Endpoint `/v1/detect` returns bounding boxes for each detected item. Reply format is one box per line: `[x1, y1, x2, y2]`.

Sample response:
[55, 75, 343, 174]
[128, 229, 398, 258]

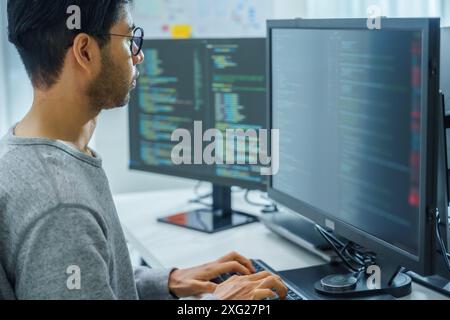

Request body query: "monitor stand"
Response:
[157, 184, 258, 234]
[279, 257, 412, 299]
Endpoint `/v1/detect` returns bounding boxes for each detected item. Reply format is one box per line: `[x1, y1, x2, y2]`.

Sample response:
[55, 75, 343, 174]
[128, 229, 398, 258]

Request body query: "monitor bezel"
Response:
[267, 18, 440, 276]
[128, 38, 267, 191]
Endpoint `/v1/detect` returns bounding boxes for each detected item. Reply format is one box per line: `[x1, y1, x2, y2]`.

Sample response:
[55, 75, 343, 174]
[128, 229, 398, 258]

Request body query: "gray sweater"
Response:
[0, 128, 175, 300]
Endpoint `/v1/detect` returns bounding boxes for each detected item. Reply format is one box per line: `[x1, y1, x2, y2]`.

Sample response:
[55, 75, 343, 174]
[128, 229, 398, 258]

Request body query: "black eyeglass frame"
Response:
[94, 27, 144, 56]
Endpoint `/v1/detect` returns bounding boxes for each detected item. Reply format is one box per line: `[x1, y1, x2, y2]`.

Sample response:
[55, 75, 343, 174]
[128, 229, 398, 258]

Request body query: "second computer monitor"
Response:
[129, 38, 267, 190]
[268, 18, 440, 276]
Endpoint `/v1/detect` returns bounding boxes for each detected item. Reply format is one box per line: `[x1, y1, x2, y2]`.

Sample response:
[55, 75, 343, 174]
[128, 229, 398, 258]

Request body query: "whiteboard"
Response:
[132, 0, 273, 38]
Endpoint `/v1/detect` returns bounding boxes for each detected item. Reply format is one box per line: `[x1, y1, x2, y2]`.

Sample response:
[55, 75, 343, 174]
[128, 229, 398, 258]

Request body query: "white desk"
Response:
[114, 188, 449, 300]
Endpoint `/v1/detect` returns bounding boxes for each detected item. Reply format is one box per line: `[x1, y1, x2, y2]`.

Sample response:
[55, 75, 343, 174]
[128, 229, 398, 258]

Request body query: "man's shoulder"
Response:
[0, 142, 59, 188]
[0, 141, 99, 208]
[0, 141, 108, 249]
[0, 140, 97, 186]
[0, 140, 109, 218]
[0, 142, 60, 210]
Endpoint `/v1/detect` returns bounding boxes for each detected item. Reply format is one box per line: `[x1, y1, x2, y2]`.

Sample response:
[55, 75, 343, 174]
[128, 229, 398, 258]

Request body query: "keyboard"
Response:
[213, 259, 306, 300]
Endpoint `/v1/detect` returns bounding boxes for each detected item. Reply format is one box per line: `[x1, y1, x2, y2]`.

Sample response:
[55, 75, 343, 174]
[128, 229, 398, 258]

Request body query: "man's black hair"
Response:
[7, 0, 133, 89]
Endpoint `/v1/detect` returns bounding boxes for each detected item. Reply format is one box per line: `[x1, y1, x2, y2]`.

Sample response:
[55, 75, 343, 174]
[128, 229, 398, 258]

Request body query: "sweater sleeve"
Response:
[134, 266, 177, 300]
[14, 206, 117, 300]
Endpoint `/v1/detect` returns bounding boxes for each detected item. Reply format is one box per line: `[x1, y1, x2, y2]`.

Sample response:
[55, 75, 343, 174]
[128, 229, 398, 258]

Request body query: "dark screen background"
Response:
[272, 29, 423, 256]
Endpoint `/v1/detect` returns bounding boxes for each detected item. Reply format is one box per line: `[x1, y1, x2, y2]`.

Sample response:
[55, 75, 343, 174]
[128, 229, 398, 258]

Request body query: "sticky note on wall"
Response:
[171, 24, 193, 39]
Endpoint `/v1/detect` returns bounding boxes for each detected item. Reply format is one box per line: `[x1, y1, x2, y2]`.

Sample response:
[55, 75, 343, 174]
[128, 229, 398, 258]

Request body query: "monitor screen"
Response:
[271, 28, 424, 257]
[129, 38, 267, 190]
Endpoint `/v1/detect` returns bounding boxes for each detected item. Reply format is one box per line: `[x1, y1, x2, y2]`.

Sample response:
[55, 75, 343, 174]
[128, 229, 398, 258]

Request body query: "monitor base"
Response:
[280, 263, 412, 300]
[158, 184, 259, 233]
[158, 209, 258, 234]
[314, 271, 411, 299]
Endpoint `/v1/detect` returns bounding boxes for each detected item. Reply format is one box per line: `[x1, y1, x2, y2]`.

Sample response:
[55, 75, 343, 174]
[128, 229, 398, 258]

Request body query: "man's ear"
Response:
[71, 33, 101, 76]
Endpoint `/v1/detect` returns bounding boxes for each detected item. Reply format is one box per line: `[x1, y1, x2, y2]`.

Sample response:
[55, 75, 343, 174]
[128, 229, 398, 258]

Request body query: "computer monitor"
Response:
[267, 18, 441, 297]
[129, 38, 267, 233]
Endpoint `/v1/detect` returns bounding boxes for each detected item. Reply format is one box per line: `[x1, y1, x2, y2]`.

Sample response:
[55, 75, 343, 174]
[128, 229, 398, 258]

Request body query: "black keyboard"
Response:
[213, 259, 306, 300]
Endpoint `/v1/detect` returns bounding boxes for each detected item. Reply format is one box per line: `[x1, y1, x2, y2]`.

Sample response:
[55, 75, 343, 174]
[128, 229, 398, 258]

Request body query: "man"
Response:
[0, 0, 288, 300]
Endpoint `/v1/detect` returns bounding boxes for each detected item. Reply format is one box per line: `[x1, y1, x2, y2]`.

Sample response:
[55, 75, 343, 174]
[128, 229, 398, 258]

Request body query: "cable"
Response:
[244, 190, 269, 207]
[194, 181, 203, 196]
[190, 183, 246, 208]
[188, 198, 213, 207]
[188, 181, 212, 207]
[232, 187, 247, 194]
[315, 225, 364, 273]
[260, 193, 272, 201]
[244, 190, 279, 213]
[342, 245, 365, 266]
[315, 225, 378, 277]
[435, 210, 450, 273]
[193, 181, 212, 199]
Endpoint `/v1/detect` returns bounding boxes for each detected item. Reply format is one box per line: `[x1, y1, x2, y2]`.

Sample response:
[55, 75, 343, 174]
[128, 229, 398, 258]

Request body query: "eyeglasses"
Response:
[96, 27, 144, 56]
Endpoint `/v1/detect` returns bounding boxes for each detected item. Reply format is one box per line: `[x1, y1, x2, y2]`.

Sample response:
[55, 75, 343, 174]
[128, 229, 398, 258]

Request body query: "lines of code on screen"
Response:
[272, 29, 423, 256]
[129, 39, 267, 187]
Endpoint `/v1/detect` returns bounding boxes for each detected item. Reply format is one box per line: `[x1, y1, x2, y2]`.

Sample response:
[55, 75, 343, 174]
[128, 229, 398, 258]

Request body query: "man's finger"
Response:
[211, 261, 252, 277]
[199, 281, 218, 294]
[253, 289, 278, 300]
[246, 271, 273, 281]
[191, 280, 217, 296]
[218, 252, 256, 273]
[257, 276, 288, 299]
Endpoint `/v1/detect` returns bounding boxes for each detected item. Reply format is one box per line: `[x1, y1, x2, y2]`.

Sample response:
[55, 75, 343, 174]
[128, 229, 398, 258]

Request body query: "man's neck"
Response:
[14, 89, 100, 155]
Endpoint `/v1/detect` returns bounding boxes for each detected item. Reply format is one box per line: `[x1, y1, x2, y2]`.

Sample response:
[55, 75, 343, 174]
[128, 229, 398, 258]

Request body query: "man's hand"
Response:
[168, 252, 256, 298]
[214, 271, 288, 300]
[168, 252, 288, 300]
[168, 252, 261, 298]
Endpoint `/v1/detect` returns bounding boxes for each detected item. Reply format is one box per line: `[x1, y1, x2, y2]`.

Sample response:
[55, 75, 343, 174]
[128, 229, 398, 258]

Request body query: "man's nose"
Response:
[133, 49, 145, 65]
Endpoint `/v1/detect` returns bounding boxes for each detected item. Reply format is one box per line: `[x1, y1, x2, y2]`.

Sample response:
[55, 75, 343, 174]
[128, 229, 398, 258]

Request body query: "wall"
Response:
[4, 48, 33, 129]
[443, 0, 450, 26]
[0, 0, 33, 135]
[273, 0, 307, 19]
[303, 0, 442, 19]
[133, 0, 273, 38]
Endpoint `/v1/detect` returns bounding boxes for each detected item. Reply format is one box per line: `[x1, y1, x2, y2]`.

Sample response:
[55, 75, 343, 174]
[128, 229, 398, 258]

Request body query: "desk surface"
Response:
[114, 188, 449, 300]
